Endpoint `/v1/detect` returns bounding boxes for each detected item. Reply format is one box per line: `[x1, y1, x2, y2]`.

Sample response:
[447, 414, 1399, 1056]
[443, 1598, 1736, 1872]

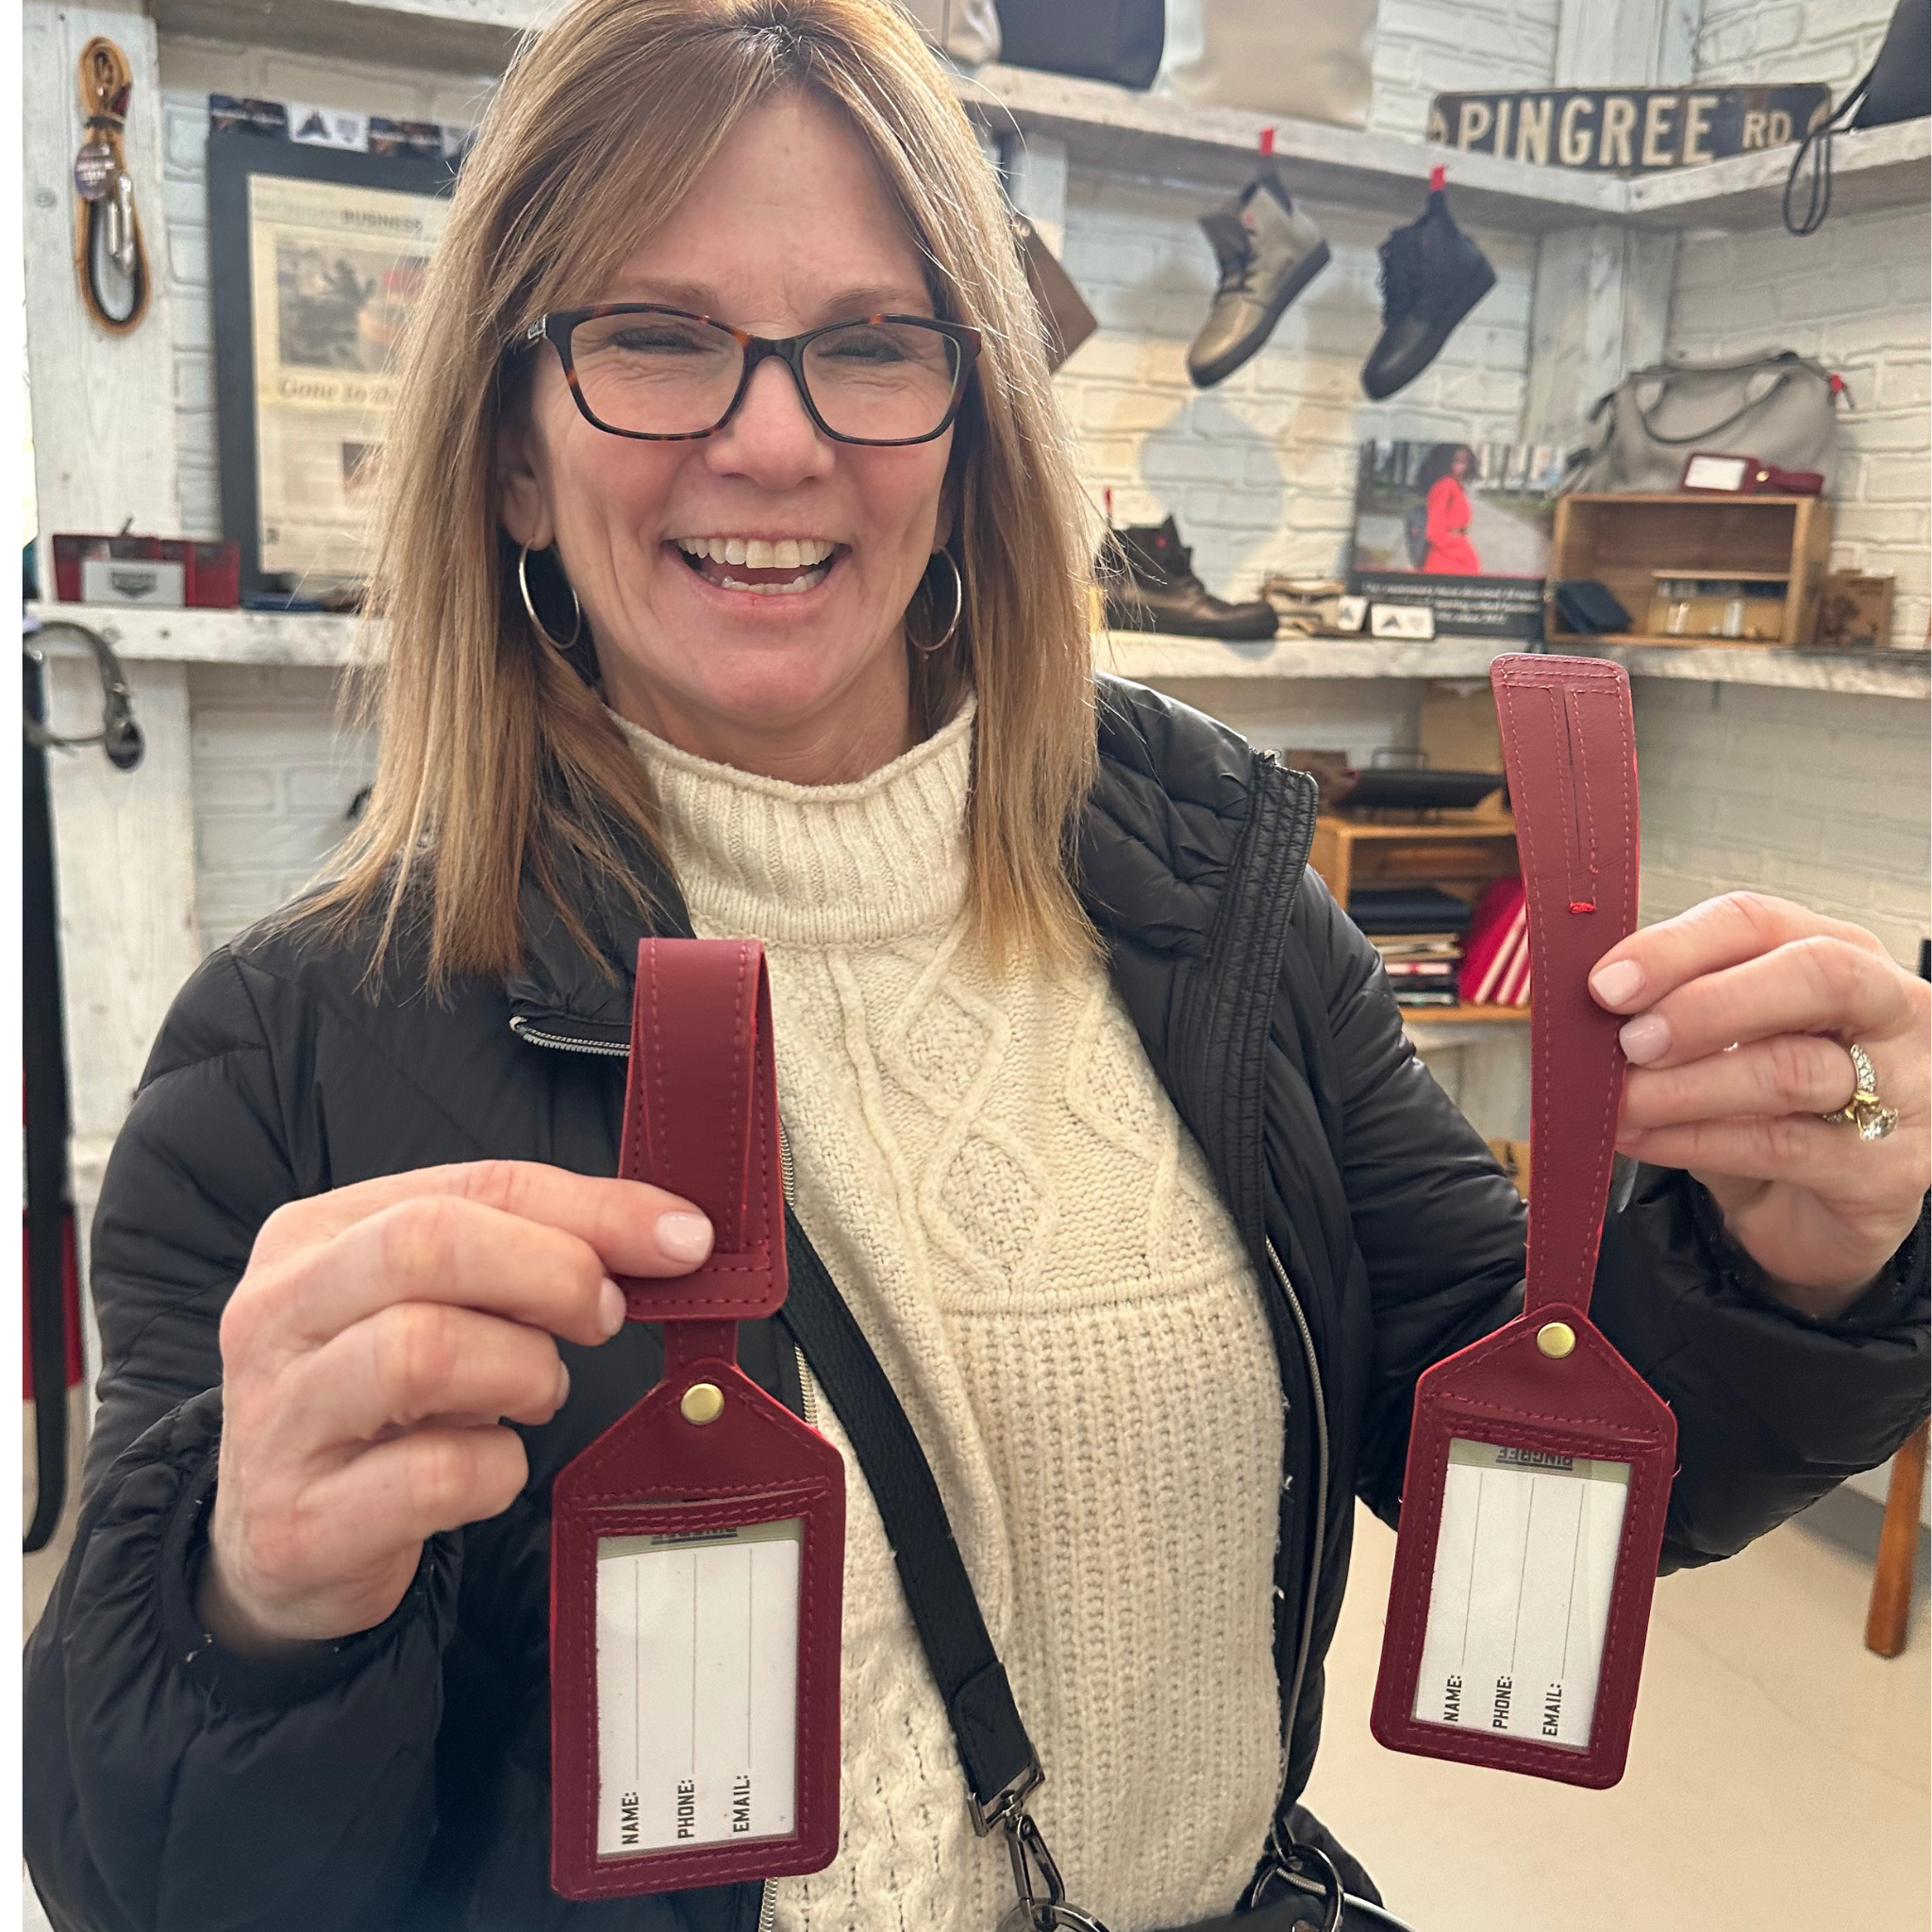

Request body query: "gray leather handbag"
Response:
[1566, 350, 1842, 493]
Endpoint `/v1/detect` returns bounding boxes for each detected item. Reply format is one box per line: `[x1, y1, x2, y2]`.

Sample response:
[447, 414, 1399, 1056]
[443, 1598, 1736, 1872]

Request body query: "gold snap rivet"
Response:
[680, 1381, 725, 1425]
[1537, 1322, 1576, 1360]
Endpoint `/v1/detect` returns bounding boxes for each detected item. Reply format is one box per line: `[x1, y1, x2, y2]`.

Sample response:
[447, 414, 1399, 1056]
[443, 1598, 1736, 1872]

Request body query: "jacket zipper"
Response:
[1265, 1239, 1328, 1768]
[508, 1019, 804, 1216]
[507, 1016, 629, 1058]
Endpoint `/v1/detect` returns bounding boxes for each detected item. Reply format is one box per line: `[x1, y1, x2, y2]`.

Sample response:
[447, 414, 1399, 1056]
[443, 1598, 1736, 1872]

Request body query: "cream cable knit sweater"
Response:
[617, 699, 1285, 1930]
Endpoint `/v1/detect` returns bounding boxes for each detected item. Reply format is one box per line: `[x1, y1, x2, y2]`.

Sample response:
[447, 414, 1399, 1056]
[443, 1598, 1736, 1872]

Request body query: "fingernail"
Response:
[554, 1359, 572, 1409]
[657, 1211, 714, 1265]
[1619, 1013, 1671, 1065]
[598, 1277, 626, 1336]
[1591, 959, 1644, 1008]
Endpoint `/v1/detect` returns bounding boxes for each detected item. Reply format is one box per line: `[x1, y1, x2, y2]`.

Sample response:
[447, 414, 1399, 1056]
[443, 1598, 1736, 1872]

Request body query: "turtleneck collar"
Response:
[610, 697, 975, 947]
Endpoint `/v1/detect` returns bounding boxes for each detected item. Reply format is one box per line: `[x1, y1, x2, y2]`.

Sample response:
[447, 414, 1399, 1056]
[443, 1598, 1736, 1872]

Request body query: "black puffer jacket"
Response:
[25, 678, 1928, 1932]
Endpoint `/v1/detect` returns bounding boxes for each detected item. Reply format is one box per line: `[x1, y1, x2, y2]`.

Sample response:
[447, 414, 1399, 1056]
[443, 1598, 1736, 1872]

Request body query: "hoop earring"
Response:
[913, 548, 963, 655]
[518, 542, 583, 652]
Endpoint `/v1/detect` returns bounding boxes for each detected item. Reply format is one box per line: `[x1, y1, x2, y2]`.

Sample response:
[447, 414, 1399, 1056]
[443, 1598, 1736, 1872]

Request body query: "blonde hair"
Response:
[316, 0, 1098, 985]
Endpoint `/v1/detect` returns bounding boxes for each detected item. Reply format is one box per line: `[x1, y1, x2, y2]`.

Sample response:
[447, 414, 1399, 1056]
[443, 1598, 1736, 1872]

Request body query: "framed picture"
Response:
[1350, 441, 1567, 640]
[208, 127, 458, 597]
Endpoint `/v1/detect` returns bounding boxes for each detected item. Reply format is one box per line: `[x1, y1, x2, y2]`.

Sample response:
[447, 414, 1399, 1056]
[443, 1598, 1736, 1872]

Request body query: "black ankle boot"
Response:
[1101, 516, 1278, 641]
[1361, 178, 1496, 401]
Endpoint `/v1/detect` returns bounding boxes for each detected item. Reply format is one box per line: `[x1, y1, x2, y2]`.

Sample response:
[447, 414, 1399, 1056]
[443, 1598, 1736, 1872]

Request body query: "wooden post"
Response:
[1521, 0, 1701, 449]
[25, 0, 191, 1424]
[1522, 224, 1679, 450]
[1865, 1420, 1930, 1658]
[39, 649, 203, 1422]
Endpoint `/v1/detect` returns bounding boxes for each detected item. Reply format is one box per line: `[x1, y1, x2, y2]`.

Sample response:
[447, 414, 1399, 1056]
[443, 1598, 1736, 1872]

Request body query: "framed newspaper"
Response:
[208, 128, 457, 597]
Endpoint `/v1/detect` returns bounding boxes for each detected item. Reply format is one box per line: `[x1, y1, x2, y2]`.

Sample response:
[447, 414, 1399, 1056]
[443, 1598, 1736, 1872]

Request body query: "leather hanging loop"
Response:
[74, 37, 151, 334]
[1491, 656, 1639, 1320]
[611, 940, 788, 1332]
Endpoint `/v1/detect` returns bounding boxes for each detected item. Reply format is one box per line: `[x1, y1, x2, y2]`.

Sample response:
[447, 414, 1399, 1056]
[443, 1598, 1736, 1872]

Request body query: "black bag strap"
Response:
[775, 1210, 1372, 1925]
[777, 1209, 1042, 1830]
[1784, 62, 1876, 235]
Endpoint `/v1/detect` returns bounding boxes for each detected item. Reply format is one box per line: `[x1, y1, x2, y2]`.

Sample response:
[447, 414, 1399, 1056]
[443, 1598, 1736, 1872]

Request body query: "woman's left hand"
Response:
[1588, 892, 1929, 1320]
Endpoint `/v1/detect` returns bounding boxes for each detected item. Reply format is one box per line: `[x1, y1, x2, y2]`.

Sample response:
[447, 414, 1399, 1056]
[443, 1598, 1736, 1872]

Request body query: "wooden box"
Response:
[1814, 572, 1897, 649]
[1308, 813, 1518, 912]
[1547, 493, 1834, 647]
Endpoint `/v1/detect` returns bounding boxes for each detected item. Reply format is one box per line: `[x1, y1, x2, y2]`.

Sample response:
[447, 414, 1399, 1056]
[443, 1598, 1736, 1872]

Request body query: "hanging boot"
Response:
[1361, 169, 1496, 401]
[1188, 171, 1331, 389]
[1101, 516, 1277, 641]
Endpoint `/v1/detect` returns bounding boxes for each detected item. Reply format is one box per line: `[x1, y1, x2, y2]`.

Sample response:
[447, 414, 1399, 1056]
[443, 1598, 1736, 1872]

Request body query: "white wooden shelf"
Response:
[31, 606, 1930, 699]
[1623, 117, 1931, 230]
[137, 1, 1931, 233]
[959, 65, 1621, 232]
[30, 604, 362, 668]
[1104, 630, 1932, 697]
[1581, 641, 1931, 698]
[149, 0, 533, 74]
[1097, 631, 1516, 680]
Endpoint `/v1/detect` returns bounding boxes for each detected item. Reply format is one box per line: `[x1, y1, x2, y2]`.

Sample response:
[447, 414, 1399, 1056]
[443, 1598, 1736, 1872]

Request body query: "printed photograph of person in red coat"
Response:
[1350, 439, 1564, 640]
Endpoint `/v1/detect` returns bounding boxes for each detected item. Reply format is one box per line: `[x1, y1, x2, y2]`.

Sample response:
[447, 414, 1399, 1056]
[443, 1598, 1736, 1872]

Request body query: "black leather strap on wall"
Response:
[777, 1211, 1039, 1820]
[24, 653, 73, 1553]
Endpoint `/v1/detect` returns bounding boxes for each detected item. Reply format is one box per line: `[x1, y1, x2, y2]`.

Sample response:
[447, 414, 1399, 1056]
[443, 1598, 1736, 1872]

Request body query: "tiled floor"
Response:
[1303, 1496, 1930, 1930]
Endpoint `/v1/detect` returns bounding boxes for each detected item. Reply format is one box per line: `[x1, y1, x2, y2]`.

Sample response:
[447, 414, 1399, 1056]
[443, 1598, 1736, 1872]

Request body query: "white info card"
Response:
[596, 1519, 802, 1857]
[1410, 1440, 1629, 1751]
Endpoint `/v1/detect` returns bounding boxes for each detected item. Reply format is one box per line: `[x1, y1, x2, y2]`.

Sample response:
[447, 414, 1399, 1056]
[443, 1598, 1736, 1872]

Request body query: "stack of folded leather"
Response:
[1349, 886, 1473, 1008]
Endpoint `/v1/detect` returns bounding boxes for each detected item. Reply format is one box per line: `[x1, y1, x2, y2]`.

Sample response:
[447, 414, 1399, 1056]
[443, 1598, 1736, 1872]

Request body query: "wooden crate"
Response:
[1308, 813, 1518, 910]
[1547, 493, 1834, 647]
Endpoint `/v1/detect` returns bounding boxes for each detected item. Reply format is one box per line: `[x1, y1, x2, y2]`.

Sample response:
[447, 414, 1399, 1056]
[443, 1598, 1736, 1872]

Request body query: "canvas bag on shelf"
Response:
[1157, 0, 1380, 129]
[1566, 351, 1842, 494]
[900, 0, 1000, 66]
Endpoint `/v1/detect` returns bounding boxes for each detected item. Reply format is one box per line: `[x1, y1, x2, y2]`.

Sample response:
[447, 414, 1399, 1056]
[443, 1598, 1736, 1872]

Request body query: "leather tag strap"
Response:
[1491, 656, 1640, 1319]
[549, 939, 846, 1900]
[613, 939, 787, 1339]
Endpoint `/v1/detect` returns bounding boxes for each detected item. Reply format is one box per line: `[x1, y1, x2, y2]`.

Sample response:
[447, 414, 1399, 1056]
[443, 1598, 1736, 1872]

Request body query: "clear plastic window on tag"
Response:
[595, 1519, 805, 1858]
[1408, 1440, 1630, 1752]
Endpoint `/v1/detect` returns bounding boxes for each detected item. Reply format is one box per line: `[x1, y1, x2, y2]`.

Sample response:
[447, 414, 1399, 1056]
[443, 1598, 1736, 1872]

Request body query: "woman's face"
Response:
[1450, 448, 1470, 478]
[499, 92, 955, 778]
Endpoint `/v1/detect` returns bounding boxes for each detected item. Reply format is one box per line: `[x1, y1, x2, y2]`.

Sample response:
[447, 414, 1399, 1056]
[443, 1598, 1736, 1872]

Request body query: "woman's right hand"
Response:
[198, 1160, 715, 1655]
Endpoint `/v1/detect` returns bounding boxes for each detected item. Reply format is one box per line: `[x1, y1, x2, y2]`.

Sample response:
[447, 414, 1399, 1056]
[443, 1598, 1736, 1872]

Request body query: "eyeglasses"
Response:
[523, 305, 982, 447]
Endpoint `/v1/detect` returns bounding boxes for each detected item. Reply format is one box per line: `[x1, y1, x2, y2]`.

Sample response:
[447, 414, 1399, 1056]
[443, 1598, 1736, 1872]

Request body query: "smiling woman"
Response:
[22, 3, 1929, 1931]
[314, 0, 1095, 984]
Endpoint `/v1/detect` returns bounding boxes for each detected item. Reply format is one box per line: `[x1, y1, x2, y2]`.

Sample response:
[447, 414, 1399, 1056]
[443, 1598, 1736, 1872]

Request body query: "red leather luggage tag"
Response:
[1370, 657, 1676, 1790]
[551, 939, 843, 1899]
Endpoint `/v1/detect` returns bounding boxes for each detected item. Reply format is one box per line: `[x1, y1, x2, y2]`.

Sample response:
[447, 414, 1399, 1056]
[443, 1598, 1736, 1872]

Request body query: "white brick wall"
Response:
[1058, 173, 1537, 602]
[189, 665, 376, 955]
[1693, 0, 1899, 90]
[147, 8, 1926, 977]
[1666, 204, 1930, 648]
[1368, 0, 1563, 140]
[1634, 679, 1929, 968]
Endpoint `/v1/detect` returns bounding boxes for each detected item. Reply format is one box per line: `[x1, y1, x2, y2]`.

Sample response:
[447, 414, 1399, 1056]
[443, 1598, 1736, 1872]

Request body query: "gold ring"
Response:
[1820, 1042, 1899, 1142]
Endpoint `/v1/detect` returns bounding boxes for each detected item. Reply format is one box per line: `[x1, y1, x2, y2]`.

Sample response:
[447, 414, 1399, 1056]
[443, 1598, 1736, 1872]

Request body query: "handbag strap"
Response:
[1785, 49, 1880, 235]
[777, 1213, 1043, 1832]
[1633, 365, 1798, 447]
[1490, 656, 1640, 1320]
